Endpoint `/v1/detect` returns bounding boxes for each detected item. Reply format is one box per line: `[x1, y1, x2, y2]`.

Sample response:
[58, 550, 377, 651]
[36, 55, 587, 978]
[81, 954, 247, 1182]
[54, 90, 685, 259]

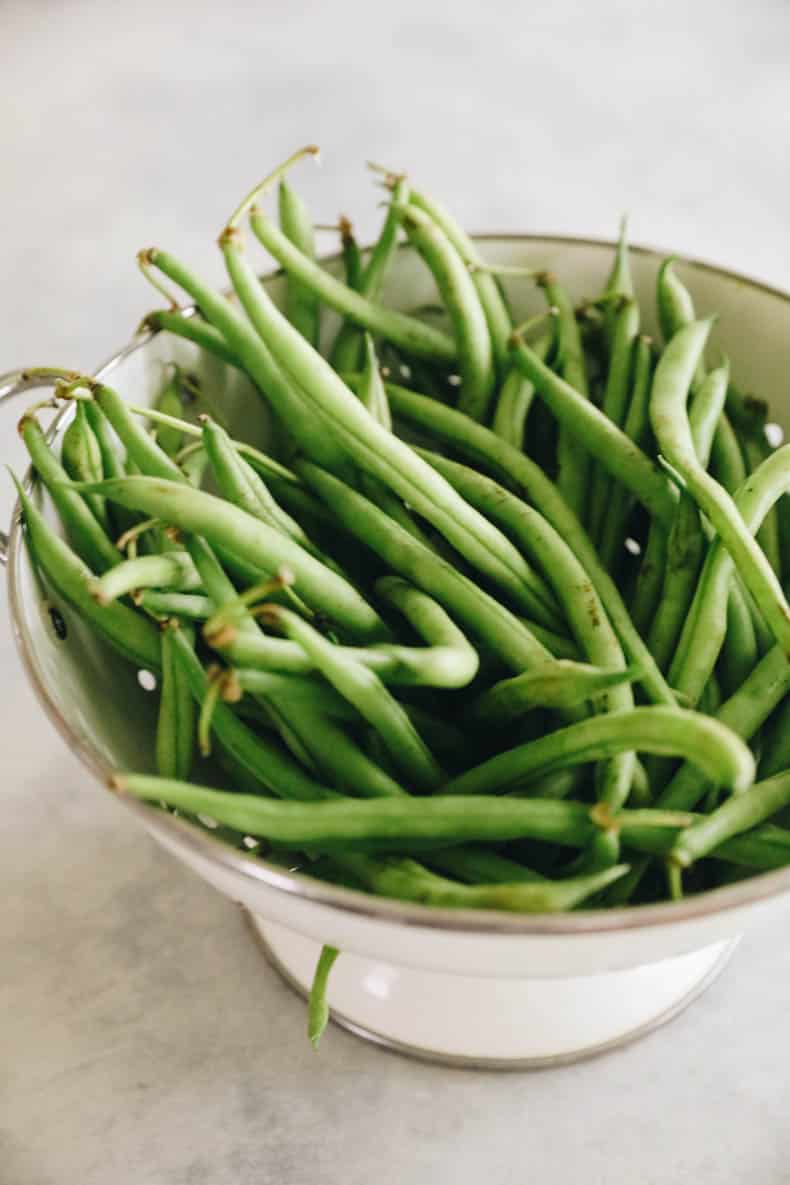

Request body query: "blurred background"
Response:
[3, 3, 790, 1183]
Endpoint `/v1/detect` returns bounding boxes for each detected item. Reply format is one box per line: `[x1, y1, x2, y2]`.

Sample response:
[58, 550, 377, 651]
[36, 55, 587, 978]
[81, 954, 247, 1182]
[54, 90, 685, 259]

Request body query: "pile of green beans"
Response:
[15, 151, 790, 1045]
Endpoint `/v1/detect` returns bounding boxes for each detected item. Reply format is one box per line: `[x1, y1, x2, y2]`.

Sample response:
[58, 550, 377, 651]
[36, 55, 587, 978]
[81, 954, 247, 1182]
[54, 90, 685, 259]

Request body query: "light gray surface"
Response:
[2, 1, 790, 1182]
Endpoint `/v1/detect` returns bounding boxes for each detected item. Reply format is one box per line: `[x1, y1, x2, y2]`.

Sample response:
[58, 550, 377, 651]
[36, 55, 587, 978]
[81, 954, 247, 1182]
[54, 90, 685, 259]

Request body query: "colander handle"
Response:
[0, 368, 77, 566]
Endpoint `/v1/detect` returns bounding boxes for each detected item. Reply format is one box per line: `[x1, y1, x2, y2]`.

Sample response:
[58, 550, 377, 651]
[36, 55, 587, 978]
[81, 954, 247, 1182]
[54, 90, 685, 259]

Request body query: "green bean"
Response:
[273, 701, 409, 799]
[139, 590, 216, 620]
[742, 432, 783, 579]
[511, 333, 676, 527]
[357, 334, 391, 429]
[88, 382, 187, 483]
[669, 445, 790, 705]
[14, 475, 161, 670]
[469, 663, 639, 721]
[524, 622, 581, 661]
[602, 216, 634, 341]
[396, 201, 495, 421]
[278, 179, 320, 346]
[263, 606, 443, 792]
[386, 383, 676, 705]
[152, 368, 186, 457]
[70, 475, 385, 640]
[183, 537, 358, 791]
[588, 297, 640, 541]
[141, 248, 347, 473]
[82, 399, 126, 481]
[338, 215, 363, 290]
[156, 623, 195, 780]
[209, 573, 479, 687]
[168, 627, 334, 802]
[246, 207, 457, 362]
[759, 698, 790, 779]
[658, 645, 790, 810]
[329, 851, 629, 912]
[710, 412, 747, 494]
[415, 449, 637, 808]
[234, 669, 357, 720]
[650, 319, 790, 655]
[142, 309, 243, 369]
[405, 185, 512, 374]
[492, 330, 553, 449]
[329, 174, 411, 373]
[218, 234, 554, 617]
[538, 274, 592, 521]
[116, 771, 692, 849]
[671, 771, 790, 869]
[90, 550, 200, 605]
[509, 767, 589, 801]
[441, 707, 754, 798]
[426, 847, 547, 884]
[645, 495, 704, 671]
[624, 820, 790, 870]
[199, 417, 312, 546]
[656, 259, 768, 434]
[20, 415, 120, 574]
[689, 362, 729, 469]
[61, 401, 109, 530]
[308, 945, 339, 1049]
[374, 576, 479, 685]
[719, 580, 760, 697]
[298, 461, 557, 675]
[597, 335, 655, 570]
[657, 260, 699, 353]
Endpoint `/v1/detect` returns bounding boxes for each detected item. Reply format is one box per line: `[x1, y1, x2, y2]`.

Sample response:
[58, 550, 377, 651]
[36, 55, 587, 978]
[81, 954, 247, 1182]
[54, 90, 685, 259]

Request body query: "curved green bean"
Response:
[396, 201, 495, 421]
[308, 945, 339, 1048]
[143, 309, 243, 369]
[330, 851, 629, 912]
[669, 444, 790, 704]
[278, 179, 320, 346]
[650, 319, 790, 655]
[406, 184, 512, 374]
[671, 771, 790, 869]
[441, 708, 754, 798]
[658, 645, 790, 810]
[247, 207, 457, 361]
[91, 550, 200, 605]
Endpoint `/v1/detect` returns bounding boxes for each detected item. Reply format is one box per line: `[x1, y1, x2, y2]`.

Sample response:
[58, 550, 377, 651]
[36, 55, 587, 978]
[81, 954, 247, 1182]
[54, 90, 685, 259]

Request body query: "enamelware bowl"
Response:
[4, 235, 790, 1068]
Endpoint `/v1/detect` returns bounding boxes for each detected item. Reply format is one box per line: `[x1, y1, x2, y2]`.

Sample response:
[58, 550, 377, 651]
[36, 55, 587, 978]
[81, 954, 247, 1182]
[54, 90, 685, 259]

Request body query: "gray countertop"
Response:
[3, 2, 790, 1181]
